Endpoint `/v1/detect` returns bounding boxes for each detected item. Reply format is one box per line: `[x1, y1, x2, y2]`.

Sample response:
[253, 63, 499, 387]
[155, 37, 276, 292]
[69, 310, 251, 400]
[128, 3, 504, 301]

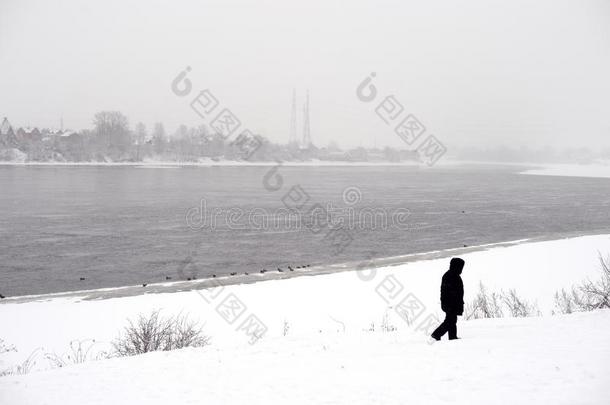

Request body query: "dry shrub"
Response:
[465, 282, 504, 320]
[554, 253, 610, 314]
[501, 288, 540, 317]
[466, 283, 538, 319]
[45, 339, 109, 368]
[112, 310, 210, 357]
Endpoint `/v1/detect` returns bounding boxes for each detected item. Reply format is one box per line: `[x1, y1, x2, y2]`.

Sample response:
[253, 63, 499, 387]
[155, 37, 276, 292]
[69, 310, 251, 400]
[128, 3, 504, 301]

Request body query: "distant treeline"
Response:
[0, 111, 420, 163]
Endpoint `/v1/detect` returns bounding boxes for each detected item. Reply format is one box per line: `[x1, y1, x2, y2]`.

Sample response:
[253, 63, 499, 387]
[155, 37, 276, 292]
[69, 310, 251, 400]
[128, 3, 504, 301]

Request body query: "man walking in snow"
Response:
[431, 257, 465, 341]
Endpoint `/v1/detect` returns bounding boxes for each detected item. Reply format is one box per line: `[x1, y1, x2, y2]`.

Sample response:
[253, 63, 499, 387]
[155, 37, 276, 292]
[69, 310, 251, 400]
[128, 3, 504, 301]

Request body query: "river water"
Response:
[1, 164, 609, 296]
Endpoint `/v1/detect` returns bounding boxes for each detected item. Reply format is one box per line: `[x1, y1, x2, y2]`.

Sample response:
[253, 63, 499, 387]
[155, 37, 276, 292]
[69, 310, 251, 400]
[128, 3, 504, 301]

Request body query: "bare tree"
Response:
[134, 122, 148, 161]
[152, 122, 167, 156]
[93, 111, 131, 159]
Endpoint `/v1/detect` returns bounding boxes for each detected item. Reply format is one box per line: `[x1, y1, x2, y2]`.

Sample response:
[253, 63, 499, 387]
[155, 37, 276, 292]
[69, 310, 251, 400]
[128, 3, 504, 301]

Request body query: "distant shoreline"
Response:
[0, 159, 534, 169]
[0, 159, 432, 167]
[4, 160, 610, 179]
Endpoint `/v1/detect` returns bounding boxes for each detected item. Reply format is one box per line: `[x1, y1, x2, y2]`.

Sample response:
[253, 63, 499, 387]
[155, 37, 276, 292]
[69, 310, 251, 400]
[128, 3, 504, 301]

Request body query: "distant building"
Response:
[59, 130, 77, 137]
[16, 127, 42, 144]
[40, 128, 63, 142]
[55, 130, 83, 149]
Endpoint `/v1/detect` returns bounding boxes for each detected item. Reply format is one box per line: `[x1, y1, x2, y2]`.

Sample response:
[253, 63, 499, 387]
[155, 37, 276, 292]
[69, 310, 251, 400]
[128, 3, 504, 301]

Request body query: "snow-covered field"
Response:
[2, 310, 608, 405]
[1, 234, 609, 404]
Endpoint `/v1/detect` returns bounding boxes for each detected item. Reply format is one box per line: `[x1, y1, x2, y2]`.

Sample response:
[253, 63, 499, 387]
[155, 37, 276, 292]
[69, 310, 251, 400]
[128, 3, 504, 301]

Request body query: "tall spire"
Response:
[302, 89, 311, 148]
[289, 89, 297, 145]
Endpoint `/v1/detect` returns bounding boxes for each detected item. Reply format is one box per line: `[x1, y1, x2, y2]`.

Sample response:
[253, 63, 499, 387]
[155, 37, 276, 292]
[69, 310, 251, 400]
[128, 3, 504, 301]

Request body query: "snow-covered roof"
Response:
[40, 128, 62, 135]
[17, 127, 39, 134]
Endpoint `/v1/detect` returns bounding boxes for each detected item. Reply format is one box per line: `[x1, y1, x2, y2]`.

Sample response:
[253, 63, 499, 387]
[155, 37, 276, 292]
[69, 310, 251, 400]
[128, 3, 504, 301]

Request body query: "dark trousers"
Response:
[432, 312, 458, 340]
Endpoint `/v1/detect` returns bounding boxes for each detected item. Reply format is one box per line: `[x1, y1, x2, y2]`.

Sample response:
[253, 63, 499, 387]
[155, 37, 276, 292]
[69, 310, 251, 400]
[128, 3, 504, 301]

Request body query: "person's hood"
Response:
[449, 257, 465, 275]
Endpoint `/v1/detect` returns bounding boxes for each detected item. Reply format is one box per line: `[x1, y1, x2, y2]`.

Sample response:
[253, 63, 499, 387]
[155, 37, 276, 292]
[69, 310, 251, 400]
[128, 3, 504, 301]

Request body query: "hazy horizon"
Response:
[1, 0, 609, 150]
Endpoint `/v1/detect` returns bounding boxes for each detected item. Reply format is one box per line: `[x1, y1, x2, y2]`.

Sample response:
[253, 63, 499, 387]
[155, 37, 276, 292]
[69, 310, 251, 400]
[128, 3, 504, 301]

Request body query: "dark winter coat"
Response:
[440, 258, 465, 315]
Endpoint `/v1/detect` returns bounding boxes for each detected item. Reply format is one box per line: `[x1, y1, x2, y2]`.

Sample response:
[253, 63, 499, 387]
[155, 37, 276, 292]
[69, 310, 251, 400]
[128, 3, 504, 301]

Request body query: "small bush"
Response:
[112, 310, 210, 357]
[0, 339, 17, 377]
[553, 287, 580, 314]
[578, 253, 610, 310]
[501, 289, 539, 317]
[465, 282, 504, 320]
[1, 348, 41, 377]
[0, 339, 15, 355]
[554, 253, 610, 314]
[466, 283, 538, 319]
[380, 310, 397, 333]
[14, 349, 41, 375]
[45, 339, 109, 368]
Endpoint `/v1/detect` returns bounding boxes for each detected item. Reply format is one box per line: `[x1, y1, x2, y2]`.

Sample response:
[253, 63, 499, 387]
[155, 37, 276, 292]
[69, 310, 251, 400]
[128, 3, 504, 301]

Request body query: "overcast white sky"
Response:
[1, 0, 609, 149]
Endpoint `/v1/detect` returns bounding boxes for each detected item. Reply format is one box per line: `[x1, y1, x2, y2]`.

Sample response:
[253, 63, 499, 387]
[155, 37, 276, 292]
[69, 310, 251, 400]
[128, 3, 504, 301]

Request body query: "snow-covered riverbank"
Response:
[1, 233, 609, 404]
[1, 234, 608, 353]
